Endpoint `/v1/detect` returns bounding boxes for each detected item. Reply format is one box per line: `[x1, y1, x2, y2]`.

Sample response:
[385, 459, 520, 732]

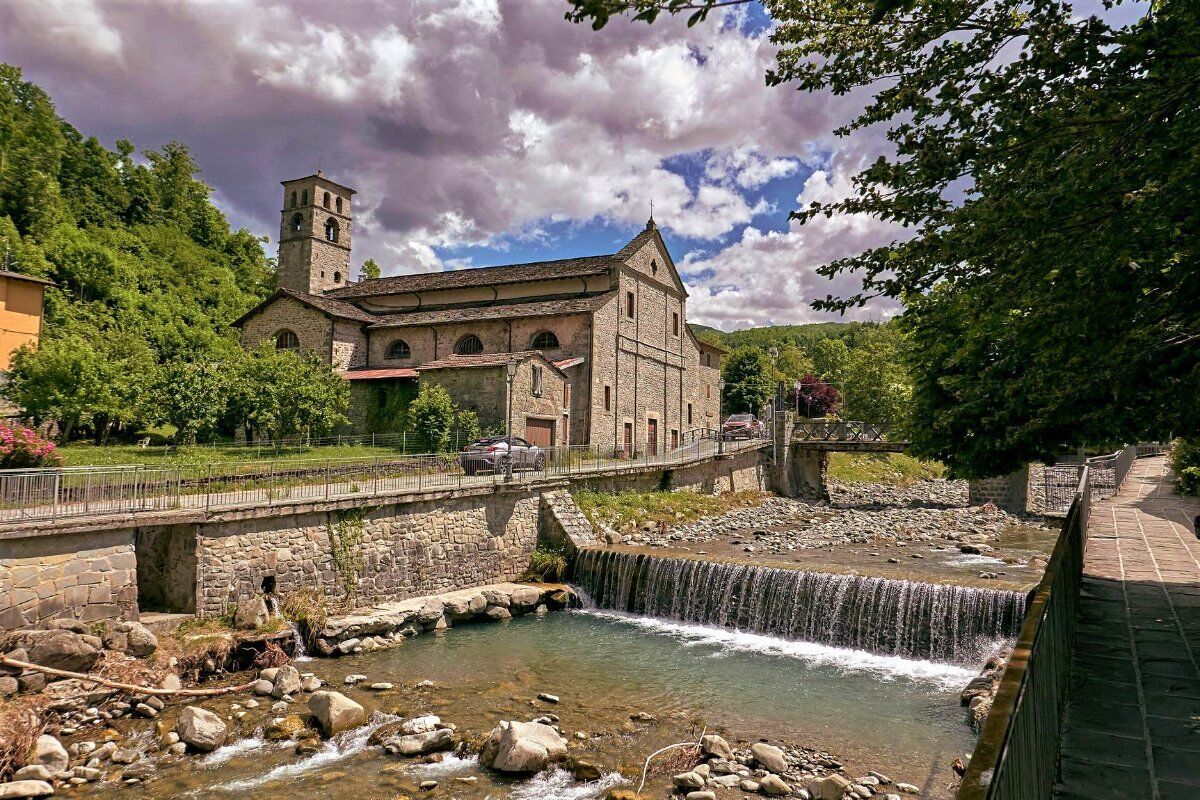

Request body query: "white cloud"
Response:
[5, 0, 123, 62]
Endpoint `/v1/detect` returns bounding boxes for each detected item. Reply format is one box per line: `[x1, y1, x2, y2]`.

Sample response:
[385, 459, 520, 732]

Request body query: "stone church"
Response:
[234, 173, 725, 455]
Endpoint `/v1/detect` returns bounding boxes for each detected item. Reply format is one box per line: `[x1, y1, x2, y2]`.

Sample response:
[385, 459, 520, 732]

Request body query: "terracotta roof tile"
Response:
[326, 255, 615, 299]
[367, 292, 613, 329]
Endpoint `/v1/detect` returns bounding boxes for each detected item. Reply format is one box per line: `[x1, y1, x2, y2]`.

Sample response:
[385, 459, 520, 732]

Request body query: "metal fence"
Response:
[791, 420, 894, 443]
[0, 435, 768, 524]
[113, 429, 486, 460]
[1042, 443, 1157, 515]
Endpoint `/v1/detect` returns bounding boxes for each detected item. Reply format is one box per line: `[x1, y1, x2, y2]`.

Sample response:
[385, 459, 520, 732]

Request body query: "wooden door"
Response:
[623, 422, 633, 457]
[647, 419, 658, 456]
[524, 417, 555, 449]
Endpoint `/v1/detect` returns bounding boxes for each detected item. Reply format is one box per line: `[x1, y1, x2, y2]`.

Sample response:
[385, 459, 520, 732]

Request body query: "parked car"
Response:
[460, 436, 546, 475]
[722, 413, 764, 440]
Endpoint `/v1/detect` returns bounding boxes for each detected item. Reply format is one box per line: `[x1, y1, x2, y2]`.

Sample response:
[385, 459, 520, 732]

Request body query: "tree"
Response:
[360, 258, 381, 281]
[841, 326, 911, 427]
[566, 0, 1200, 475]
[158, 357, 231, 444]
[407, 383, 457, 452]
[790, 374, 839, 418]
[721, 347, 774, 415]
[230, 345, 349, 441]
[773, 344, 815, 384]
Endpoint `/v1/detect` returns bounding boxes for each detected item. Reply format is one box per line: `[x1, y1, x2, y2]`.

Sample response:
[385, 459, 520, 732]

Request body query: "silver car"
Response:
[459, 436, 546, 475]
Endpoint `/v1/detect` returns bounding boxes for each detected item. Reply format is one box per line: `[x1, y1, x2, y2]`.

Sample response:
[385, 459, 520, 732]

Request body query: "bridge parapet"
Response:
[790, 420, 908, 453]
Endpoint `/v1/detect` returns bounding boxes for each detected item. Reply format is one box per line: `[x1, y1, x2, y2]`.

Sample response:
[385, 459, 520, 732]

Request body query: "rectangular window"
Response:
[671, 429, 679, 450]
[604, 385, 611, 411]
[531, 365, 543, 396]
[706, 385, 711, 400]
[563, 383, 570, 408]
[687, 403, 693, 426]
[626, 291, 635, 319]
[672, 312, 680, 337]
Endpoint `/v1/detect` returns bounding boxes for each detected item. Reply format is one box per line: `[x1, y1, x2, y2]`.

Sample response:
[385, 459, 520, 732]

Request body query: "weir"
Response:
[573, 549, 1027, 663]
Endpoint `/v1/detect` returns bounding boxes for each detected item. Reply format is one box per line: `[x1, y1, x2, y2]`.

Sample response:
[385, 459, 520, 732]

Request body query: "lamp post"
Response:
[505, 361, 517, 482]
[717, 379, 726, 456]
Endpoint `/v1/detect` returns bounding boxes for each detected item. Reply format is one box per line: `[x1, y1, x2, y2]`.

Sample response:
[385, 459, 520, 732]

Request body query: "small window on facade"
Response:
[386, 339, 411, 360]
[290, 191, 297, 208]
[333, 271, 342, 283]
[626, 291, 635, 319]
[275, 329, 300, 352]
[531, 365, 543, 396]
[706, 385, 712, 400]
[323, 191, 331, 209]
[563, 383, 570, 407]
[336, 196, 343, 213]
[325, 218, 339, 243]
[289, 212, 302, 233]
[301, 189, 308, 206]
[671, 429, 679, 450]
[687, 403, 693, 426]
[672, 312, 680, 337]
[651, 259, 658, 275]
[604, 385, 611, 411]
[455, 334, 483, 355]
[531, 331, 559, 350]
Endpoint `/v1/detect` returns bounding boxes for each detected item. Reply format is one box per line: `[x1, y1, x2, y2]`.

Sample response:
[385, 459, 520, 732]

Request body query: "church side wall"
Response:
[239, 296, 332, 364]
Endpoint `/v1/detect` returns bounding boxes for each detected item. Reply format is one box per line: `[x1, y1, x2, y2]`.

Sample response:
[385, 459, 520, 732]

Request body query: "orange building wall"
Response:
[0, 277, 46, 371]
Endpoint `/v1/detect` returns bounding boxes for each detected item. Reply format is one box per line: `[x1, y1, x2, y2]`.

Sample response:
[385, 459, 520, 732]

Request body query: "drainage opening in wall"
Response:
[261, 575, 277, 594]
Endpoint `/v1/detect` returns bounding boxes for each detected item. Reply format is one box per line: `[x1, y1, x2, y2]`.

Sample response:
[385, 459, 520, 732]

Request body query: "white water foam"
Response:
[208, 712, 399, 792]
[508, 767, 627, 800]
[407, 753, 479, 778]
[578, 609, 975, 690]
[199, 735, 290, 767]
[944, 553, 1006, 567]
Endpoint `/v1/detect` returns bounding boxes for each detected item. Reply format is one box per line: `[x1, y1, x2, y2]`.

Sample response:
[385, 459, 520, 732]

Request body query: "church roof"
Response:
[325, 255, 616, 299]
[417, 350, 570, 378]
[367, 292, 614, 329]
[231, 287, 379, 328]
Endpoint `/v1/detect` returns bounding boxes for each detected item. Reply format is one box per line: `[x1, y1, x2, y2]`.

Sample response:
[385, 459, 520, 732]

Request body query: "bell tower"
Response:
[278, 172, 355, 295]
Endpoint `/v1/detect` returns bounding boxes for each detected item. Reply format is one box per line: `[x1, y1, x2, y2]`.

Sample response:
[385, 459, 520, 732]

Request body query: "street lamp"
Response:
[717, 379, 726, 456]
[505, 361, 517, 482]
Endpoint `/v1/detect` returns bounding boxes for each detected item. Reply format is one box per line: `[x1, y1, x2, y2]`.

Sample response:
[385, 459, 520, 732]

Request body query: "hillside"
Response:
[689, 320, 875, 350]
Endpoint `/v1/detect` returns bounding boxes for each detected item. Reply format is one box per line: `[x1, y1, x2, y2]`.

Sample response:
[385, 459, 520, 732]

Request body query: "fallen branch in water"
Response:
[0, 657, 256, 697]
[636, 726, 706, 794]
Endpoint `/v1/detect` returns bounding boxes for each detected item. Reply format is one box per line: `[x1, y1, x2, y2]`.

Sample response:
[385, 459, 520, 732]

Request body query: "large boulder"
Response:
[7, 630, 101, 673]
[308, 691, 366, 738]
[271, 665, 302, 698]
[233, 597, 270, 630]
[101, 621, 158, 657]
[509, 587, 542, 610]
[700, 734, 733, 760]
[382, 728, 456, 756]
[479, 720, 567, 773]
[29, 735, 68, 774]
[751, 742, 788, 774]
[759, 775, 792, 796]
[0, 781, 54, 798]
[806, 774, 852, 800]
[175, 706, 228, 752]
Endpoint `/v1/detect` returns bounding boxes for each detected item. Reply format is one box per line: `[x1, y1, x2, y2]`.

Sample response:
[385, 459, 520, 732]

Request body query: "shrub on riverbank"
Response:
[572, 489, 767, 533]
[826, 452, 945, 485]
[1170, 439, 1200, 496]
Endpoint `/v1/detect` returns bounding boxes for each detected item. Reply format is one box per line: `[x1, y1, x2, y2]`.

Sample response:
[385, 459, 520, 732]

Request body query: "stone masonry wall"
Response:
[239, 294, 332, 363]
[0, 529, 137, 629]
[968, 465, 1032, 514]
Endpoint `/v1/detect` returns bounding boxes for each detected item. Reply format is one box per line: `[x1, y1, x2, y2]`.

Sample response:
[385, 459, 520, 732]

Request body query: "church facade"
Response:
[233, 173, 725, 456]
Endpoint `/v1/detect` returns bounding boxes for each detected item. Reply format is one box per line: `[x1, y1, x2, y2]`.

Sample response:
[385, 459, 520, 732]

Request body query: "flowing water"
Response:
[79, 611, 980, 800]
[574, 550, 1026, 662]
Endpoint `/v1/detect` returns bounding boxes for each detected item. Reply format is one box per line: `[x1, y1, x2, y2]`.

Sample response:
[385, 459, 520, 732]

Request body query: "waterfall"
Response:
[573, 550, 1026, 663]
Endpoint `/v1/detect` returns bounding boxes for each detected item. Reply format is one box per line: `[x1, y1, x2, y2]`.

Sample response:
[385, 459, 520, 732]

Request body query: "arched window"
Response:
[651, 259, 658, 275]
[531, 331, 559, 350]
[289, 212, 302, 233]
[455, 334, 483, 355]
[325, 218, 339, 242]
[336, 197, 343, 213]
[386, 339, 411, 360]
[301, 189, 308, 206]
[290, 191, 297, 208]
[275, 329, 300, 352]
[333, 271, 342, 284]
[323, 191, 331, 209]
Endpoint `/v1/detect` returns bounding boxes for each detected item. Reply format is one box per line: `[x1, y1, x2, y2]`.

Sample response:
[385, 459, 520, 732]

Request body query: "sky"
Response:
[0, 0, 906, 331]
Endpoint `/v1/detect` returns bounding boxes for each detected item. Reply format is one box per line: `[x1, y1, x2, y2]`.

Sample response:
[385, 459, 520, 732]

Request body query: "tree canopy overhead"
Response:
[570, 0, 1199, 476]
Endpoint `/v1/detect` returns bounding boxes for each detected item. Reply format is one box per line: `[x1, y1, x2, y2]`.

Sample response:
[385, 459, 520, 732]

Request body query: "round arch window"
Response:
[275, 329, 300, 352]
[333, 271, 342, 283]
[386, 339, 411, 360]
[325, 218, 339, 243]
[323, 191, 331, 209]
[455, 334, 483, 355]
[289, 212, 302, 233]
[531, 331, 559, 350]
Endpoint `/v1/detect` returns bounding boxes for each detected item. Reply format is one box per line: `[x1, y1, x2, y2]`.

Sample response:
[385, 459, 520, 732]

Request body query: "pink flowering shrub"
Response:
[0, 423, 61, 469]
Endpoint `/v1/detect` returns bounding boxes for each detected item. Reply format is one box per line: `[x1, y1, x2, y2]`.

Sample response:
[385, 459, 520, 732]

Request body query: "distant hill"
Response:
[689, 320, 878, 351]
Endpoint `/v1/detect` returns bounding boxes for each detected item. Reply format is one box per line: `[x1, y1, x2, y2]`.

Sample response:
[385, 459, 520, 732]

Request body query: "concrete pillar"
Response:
[791, 448, 828, 497]
[768, 411, 796, 496]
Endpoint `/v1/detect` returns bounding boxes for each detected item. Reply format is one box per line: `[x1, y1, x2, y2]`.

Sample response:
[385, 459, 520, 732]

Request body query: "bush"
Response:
[0, 423, 61, 468]
[789, 373, 840, 418]
[522, 548, 569, 582]
[1171, 438, 1200, 496]
[407, 383, 457, 452]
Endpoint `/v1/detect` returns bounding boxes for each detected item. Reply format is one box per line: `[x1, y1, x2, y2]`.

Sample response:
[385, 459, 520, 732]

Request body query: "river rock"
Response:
[759, 774, 792, 796]
[700, 734, 733, 760]
[10, 767, 51, 783]
[399, 715, 441, 735]
[896, 783, 920, 794]
[510, 587, 542, 609]
[308, 691, 366, 737]
[233, 597, 270, 629]
[382, 728, 455, 756]
[272, 665, 302, 698]
[484, 606, 512, 622]
[29, 735, 68, 774]
[443, 597, 473, 621]
[266, 715, 307, 740]
[8, 630, 101, 673]
[300, 675, 322, 692]
[479, 720, 567, 773]
[0, 781, 54, 798]
[684, 792, 715, 800]
[672, 772, 705, 789]
[567, 758, 603, 781]
[751, 742, 788, 774]
[0, 677, 17, 696]
[807, 774, 852, 800]
[101, 621, 158, 657]
[175, 706, 228, 752]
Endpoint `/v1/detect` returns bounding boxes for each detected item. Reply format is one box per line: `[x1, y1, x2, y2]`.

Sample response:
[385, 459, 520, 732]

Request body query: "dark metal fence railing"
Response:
[1043, 443, 1145, 515]
[792, 420, 893, 443]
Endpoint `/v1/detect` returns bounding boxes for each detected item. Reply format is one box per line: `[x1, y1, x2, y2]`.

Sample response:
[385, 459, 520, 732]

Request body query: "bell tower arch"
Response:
[277, 172, 355, 294]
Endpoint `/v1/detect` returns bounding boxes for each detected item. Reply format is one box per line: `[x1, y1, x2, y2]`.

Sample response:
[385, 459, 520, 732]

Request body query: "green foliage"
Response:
[456, 408, 481, 443]
[566, 2, 1199, 474]
[572, 488, 768, 531]
[365, 379, 417, 434]
[157, 358, 230, 444]
[407, 383, 457, 452]
[522, 548, 569, 582]
[329, 508, 367, 597]
[0, 65, 274, 440]
[826, 452, 946, 485]
[720, 347, 774, 415]
[231, 344, 350, 441]
[360, 258, 381, 281]
[1171, 439, 1200, 497]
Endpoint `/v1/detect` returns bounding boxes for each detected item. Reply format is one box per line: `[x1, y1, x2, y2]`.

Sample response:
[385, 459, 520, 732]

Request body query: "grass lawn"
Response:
[572, 488, 768, 531]
[57, 442, 417, 468]
[826, 451, 947, 484]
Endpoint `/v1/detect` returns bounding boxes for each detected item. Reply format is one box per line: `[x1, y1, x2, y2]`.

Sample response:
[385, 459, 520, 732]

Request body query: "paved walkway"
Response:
[1056, 456, 1200, 800]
